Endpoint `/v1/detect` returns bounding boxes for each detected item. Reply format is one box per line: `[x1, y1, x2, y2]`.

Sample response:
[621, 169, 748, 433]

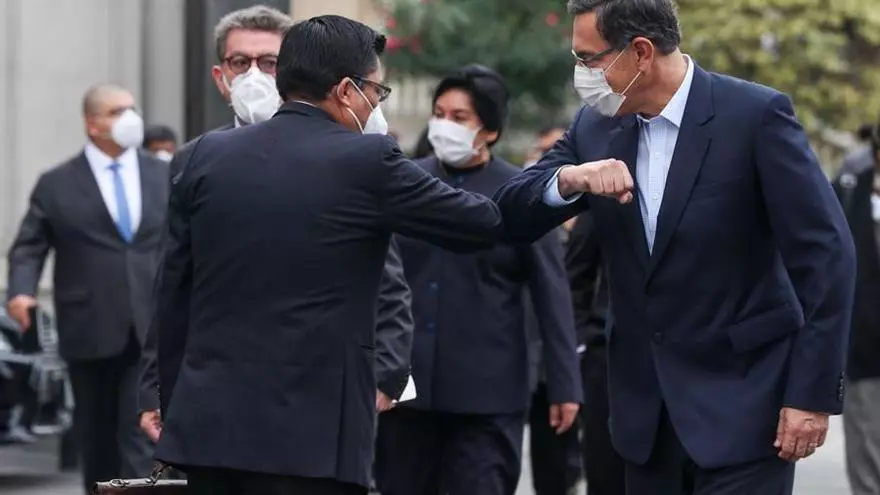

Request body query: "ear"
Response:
[480, 129, 500, 147]
[334, 78, 356, 107]
[212, 65, 231, 101]
[631, 37, 656, 71]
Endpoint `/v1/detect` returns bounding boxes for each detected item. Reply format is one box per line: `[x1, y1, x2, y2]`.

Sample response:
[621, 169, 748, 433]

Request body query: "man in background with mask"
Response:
[138, 5, 415, 449]
[493, 0, 855, 493]
[143, 124, 178, 162]
[6, 84, 167, 493]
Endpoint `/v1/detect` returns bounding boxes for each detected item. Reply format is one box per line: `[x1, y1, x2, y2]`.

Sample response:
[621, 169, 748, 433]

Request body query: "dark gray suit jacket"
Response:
[6, 151, 169, 360]
[137, 122, 415, 412]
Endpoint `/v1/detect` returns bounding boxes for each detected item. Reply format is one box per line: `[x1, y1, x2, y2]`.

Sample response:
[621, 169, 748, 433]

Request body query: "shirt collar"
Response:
[637, 54, 695, 128]
[84, 141, 138, 173]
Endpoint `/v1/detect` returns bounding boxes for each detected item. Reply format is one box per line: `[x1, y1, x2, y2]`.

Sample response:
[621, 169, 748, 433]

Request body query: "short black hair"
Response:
[432, 64, 510, 146]
[143, 125, 177, 147]
[276, 15, 386, 101]
[567, 0, 681, 55]
[857, 123, 873, 142]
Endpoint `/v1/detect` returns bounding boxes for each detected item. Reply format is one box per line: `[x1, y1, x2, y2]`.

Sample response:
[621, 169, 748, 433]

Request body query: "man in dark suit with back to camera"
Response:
[152, 15, 502, 495]
[6, 84, 166, 493]
[138, 6, 414, 446]
[494, 0, 856, 493]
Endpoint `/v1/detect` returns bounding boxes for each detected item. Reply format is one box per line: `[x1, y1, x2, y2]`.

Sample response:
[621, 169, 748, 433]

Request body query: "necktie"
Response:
[109, 163, 133, 242]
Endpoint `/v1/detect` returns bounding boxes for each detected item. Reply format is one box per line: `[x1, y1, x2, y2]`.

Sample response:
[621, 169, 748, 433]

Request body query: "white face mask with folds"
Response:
[427, 118, 480, 167]
[345, 79, 389, 135]
[573, 48, 641, 117]
[224, 67, 282, 125]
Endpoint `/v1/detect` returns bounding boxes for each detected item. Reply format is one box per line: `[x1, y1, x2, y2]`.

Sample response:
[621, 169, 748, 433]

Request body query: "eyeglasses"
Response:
[223, 54, 278, 75]
[351, 76, 392, 102]
[572, 47, 617, 67]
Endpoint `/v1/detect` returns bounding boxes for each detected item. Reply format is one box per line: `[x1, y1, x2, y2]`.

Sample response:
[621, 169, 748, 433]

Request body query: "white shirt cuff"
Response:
[542, 167, 583, 206]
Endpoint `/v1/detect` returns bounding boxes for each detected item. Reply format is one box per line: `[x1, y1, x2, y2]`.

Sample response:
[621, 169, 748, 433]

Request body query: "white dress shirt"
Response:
[544, 56, 696, 252]
[84, 142, 143, 233]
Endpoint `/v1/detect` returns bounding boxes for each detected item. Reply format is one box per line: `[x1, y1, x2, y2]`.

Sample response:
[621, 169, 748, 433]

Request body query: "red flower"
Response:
[387, 36, 404, 51]
[545, 12, 560, 27]
[386, 16, 397, 29]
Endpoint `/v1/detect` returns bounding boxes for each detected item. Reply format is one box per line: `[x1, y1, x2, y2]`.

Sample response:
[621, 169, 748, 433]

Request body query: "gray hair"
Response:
[567, 0, 681, 55]
[82, 84, 129, 116]
[214, 5, 294, 61]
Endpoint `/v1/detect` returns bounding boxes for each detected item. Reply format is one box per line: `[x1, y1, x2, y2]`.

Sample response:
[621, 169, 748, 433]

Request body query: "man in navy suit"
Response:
[153, 15, 502, 495]
[494, 1, 856, 493]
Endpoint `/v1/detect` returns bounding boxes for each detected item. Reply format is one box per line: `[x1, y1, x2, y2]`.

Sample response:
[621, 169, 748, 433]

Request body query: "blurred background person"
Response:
[838, 123, 878, 178]
[6, 84, 167, 493]
[374, 64, 582, 495]
[525, 121, 583, 495]
[834, 120, 880, 495]
[565, 210, 626, 495]
[142, 124, 179, 162]
[411, 125, 434, 159]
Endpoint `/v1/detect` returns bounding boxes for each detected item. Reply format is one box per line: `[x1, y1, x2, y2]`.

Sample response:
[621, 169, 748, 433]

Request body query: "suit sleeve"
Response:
[525, 230, 583, 405]
[377, 139, 503, 252]
[7, 174, 53, 300]
[138, 147, 192, 414]
[152, 141, 200, 417]
[756, 94, 856, 415]
[493, 108, 591, 244]
[374, 238, 414, 400]
[565, 214, 603, 347]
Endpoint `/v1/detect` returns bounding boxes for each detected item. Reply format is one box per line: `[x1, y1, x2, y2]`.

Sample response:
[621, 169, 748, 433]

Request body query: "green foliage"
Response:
[379, 0, 880, 134]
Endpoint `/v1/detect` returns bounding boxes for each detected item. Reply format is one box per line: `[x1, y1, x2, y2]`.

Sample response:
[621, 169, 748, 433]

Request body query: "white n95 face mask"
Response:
[573, 49, 640, 117]
[154, 150, 174, 162]
[226, 67, 282, 125]
[427, 118, 479, 168]
[347, 81, 389, 135]
[111, 109, 144, 149]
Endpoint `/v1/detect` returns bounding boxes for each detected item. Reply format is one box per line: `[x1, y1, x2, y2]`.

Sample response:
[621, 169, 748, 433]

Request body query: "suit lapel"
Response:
[71, 153, 124, 241]
[646, 66, 715, 280]
[607, 116, 650, 271]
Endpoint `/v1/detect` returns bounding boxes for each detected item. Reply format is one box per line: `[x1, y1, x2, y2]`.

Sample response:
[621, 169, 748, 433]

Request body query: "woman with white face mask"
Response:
[374, 65, 583, 495]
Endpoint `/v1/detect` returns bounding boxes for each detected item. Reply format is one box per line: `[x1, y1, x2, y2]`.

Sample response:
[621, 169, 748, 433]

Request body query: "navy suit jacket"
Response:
[152, 102, 502, 487]
[494, 64, 856, 468]
[396, 157, 581, 414]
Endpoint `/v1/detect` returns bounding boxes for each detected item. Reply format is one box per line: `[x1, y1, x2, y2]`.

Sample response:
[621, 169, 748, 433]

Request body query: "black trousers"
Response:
[67, 337, 154, 493]
[375, 407, 525, 495]
[528, 382, 582, 494]
[580, 344, 625, 495]
[625, 408, 795, 495]
[186, 466, 366, 495]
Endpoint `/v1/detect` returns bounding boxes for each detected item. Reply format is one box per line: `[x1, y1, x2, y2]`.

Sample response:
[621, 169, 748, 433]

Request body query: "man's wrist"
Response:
[556, 165, 576, 199]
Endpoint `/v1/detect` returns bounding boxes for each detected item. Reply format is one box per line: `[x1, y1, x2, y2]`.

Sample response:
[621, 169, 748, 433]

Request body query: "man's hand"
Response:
[7, 295, 38, 330]
[774, 407, 829, 462]
[549, 402, 580, 434]
[558, 160, 634, 204]
[376, 391, 395, 413]
[139, 409, 162, 443]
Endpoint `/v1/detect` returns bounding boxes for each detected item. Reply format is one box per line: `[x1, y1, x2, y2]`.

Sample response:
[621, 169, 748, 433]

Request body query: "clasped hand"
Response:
[557, 159, 634, 204]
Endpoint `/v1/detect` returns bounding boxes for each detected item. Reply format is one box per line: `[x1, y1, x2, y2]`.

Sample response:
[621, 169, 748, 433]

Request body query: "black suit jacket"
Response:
[137, 123, 415, 412]
[834, 167, 880, 380]
[152, 103, 502, 487]
[6, 151, 169, 360]
[566, 212, 609, 347]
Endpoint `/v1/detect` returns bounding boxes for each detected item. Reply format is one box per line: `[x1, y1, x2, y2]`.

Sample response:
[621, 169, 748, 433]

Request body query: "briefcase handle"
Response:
[107, 463, 170, 488]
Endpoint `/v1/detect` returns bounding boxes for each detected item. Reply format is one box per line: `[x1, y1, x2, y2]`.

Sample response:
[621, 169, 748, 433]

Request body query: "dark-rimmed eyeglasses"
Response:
[351, 76, 392, 102]
[223, 54, 278, 75]
[572, 47, 617, 67]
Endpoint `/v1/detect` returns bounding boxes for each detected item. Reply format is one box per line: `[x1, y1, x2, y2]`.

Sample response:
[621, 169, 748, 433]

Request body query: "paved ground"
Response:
[0, 417, 852, 494]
